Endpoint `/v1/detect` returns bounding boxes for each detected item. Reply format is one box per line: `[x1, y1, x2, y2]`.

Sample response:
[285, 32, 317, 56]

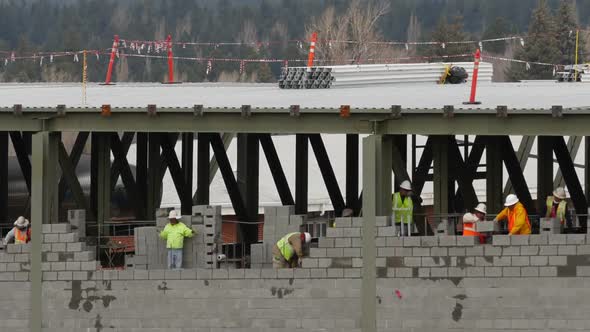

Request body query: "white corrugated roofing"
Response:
[0, 81, 589, 109]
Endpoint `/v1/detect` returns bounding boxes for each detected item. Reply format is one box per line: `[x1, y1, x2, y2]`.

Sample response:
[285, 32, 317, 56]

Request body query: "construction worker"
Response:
[3, 216, 31, 245]
[462, 203, 487, 243]
[493, 194, 531, 235]
[544, 187, 572, 229]
[159, 210, 195, 269]
[272, 232, 311, 269]
[393, 180, 413, 237]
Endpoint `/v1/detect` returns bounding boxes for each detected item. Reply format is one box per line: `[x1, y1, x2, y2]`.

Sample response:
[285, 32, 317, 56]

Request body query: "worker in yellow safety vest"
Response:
[3, 216, 31, 245]
[272, 232, 311, 268]
[545, 187, 572, 229]
[392, 180, 414, 237]
[493, 194, 531, 235]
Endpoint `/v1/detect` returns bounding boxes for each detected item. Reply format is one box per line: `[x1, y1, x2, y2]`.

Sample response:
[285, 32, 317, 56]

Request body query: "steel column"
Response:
[455, 136, 485, 204]
[161, 134, 192, 215]
[195, 133, 210, 205]
[392, 135, 408, 189]
[58, 132, 89, 217]
[553, 137, 588, 227]
[553, 136, 582, 188]
[110, 133, 139, 217]
[586, 137, 590, 204]
[10, 132, 32, 193]
[237, 133, 260, 243]
[96, 133, 111, 231]
[537, 136, 554, 214]
[259, 134, 295, 206]
[346, 134, 359, 213]
[0, 132, 7, 223]
[209, 133, 235, 185]
[449, 136, 478, 212]
[181, 133, 194, 215]
[378, 136, 393, 216]
[361, 135, 381, 332]
[147, 133, 161, 219]
[504, 136, 535, 197]
[309, 134, 346, 216]
[30, 131, 59, 332]
[136, 133, 148, 220]
[295, 134, 308, 214]
[501, 136, 535, 214]
[486, 136, 504, 214]
[432, 136, 450, 216]
[58, 141, 93, 219]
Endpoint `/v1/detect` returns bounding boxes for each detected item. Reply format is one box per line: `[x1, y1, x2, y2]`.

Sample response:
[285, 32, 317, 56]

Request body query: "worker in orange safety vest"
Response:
[462, 203, 487, 243]
[3, 216, 31, 245]
[493, 194, 531, 235]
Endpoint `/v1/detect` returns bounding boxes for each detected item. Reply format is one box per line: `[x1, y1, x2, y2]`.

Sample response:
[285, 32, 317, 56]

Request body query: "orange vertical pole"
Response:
[104, 35, 119, 85]
[307, 32, 318, 68]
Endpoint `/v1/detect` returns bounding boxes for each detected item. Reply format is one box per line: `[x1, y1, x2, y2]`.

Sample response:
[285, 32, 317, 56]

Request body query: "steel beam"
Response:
[448, 136, 478, 212]
[58, 141, 93, 219]
[260, 134, 295, 206]
[553, 136, 582, 188]
[309, 134, 346, 216]
[432, 136, 450, 216]
[237, 133, 260, 243]
[58, 132, 89, 216]
[295, 134, 308, 214]
[110, 133, 140, 217]
[455, 136, 485, 203]
[10, 132, 32, 193]
[361, 135, 380, 332]
[378, 136, 393, 216]
[181, 133, 194, 215]
[147, 133, 161, 219]
[586, 137, 590, 204]
[501, 136, 535, 214]
[210, 134, 248, 224]
[553, 136, 588, 227]
[30, 131, 59, 332]
[391, 135, 408, 189]
[209, 133, 235, 185]
[537, 136, 554, 213]
[95, 133, 111, 231]
[136, 133, 148, 220]
[161, 133, 192, 215]
[195, 133, 210, 205]
[0, 132, 7, 222]
[486, 136, 504, 214]
[504, 136, 535, 197]
[412, 137, 433, 199]
[346, 134, 359, 213]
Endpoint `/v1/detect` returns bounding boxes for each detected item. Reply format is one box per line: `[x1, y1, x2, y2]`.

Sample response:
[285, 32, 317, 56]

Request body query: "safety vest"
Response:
[277, 232, 299, 261]
[15, 228, 29, 244]
[392, 192, 413, 224]
[546, 197, 567, 224]
[508, 203, 531, 235]
[462, 213, 479, 237]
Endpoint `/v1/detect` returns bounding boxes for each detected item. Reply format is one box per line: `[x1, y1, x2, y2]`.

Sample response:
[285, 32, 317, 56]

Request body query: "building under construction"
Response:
[1, 80, 590, 332]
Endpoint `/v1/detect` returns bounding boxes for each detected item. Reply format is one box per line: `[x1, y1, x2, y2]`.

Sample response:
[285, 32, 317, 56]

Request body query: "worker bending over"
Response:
[544, 187, 572, 230]
[272, 232, 312, 268]
[494, 194, 531, 235]
[159, 210, 195, 269]
[462, 203, 487, 243]
[393, 180, 414, 237]
[3, 216, 31, 245]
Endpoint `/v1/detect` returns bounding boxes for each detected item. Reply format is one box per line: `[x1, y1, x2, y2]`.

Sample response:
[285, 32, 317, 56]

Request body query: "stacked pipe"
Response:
[278, 62, 493, 89]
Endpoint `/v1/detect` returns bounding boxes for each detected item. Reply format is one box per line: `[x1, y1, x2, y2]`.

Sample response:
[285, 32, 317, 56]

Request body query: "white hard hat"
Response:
[474, 203, 487, 214]
[14, 216, 30, 228]
[400, 180, 412, 191]
[168, 210, 182, 220]
[463, 213, 479, 223]
[504, 194, 519, 207]
[303, 232, 312, 244]
[553, 187, 566, 200]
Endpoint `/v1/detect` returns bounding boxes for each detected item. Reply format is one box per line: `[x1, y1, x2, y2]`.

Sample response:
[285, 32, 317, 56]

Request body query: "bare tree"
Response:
[305, 6, 349, 64]
[237, 20, 258, 45]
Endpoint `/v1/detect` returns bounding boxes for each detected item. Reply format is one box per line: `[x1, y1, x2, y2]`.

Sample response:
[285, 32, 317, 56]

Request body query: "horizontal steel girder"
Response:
[3, 107, 590, 135]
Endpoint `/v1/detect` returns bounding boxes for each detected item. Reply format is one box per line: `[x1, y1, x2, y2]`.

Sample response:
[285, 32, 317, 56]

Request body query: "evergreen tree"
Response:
[424, 16, 472, 62]
[481, 17, 512, 54]
[555, 0, 585, 64]
[506, 0, 560, 81]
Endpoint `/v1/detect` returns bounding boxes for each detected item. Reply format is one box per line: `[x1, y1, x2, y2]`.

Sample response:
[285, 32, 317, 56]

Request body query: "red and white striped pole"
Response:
[307, 32, 318, 69]
[103, 35, 119, 85]
[464, 48, 482, 105]
[166, 34, 174, 83]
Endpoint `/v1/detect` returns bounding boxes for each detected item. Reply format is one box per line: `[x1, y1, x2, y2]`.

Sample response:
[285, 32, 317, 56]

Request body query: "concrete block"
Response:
[263, 206, 277, 218]
[13, 254, 28, 263]
[43, 234, 59, 243]
[492, 235, 510, 246]
[277, 268, 294, 279]
[540, 218, 561, 233]
[375, 237, 386, 247]
[539, 245, 558, 255]
[318, 258, 331, 268]
[310, 248, 326, 258]
[352, 258, 363, 268]
[503, 267, 521, 277]
[335, 238, 351, 248]
[43, 271, 57, 281]
[420, 237, 438, 247]
[549, 256, 567, 266]
[394, 247, 412, 257]
[510, 235, 529, 246]
[58, 232, 78, 243]
[403, 237, 420, 247]
[558, 245, 576, 255]
[502, 246, 520, 256]
[310, 268, 327, 278]
[51, 223, 71, 233]
[376, 216, 390, 227]
[66, 261, 81, 270]
[51, 243, 66, 252]
[260, 269, 277, 279]
[42, 224, 52, 234]
[20, 244, 30, 253]
[294, 268, 311, 278]
[342, 228, 360, 237]
[531, 256, 548, 266]
[430, 247, 448, 256]
[412, 248, 430, 257]
[244, 269, 261, 279]
[343, 268, 361, 278]
[417, 267, 430, 277]
[448, 247, 466, 256]
[117, 270, 134, 280]
[133, 270, 149, 280]
[6, 244, 21, 254]
[386, 237, 403, 247]
[302, 259, 318, 268]
[475, 257, 493, 267]
[466, 246, 484, 256]
[520, 246, 539, 255]
[342, 248, 361, 257]
[0, 253, 13, 263]
[73, 251, 94, 262]
[80, 261, 98, 271]
[466, 267, 484, 277]
[403, 257, 421, 267]
[41, 244, 51, 252]
[578, 245, 590, 255]
[521, 266, 539, 276]
[438, 236, 456, 247]
[566, 234, 586, 245]
[50, 262, 65, 271]
[548, 234, 567, 245]
[327, 268, 344, 278]
[377, 227, 396, 237]
[352, 218, 363, 227]
[318, 238, 335, 248]
[540, 266, 558, 277]
[66, 243, 84, 252]
[475, 220, 496, 233]
[0, 272, 14, 281]
[14, 272, 28, 281]
[41, 262, 50, 271]
[448, 267, 466, 277]
[378, 248, 395, 257]
[72, 271, 89, 281]
[511, 256, 530, 266]
[58, 271, 73, 280]
[334, 217, 352, 228]
[431, 267, 448, 277]
[577, 266, 590, 276]
[457, 236, 477, 246]
[326, 228, 343, 238]
[148, 269, 166, 280]
[529, 235, 549, 245]
[494, 257, 511, 266]
[103, 270, 118, 280]
[485, 267, 502, 277]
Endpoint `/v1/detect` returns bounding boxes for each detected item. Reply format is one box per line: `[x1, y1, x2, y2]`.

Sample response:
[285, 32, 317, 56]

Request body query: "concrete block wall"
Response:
[130, 205, 222, 269]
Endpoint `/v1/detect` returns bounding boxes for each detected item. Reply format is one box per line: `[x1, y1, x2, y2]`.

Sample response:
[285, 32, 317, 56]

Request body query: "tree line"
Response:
[0, 0, 587, 82]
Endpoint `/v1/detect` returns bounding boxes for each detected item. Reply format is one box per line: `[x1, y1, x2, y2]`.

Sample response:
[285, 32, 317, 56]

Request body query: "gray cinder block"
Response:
[540, 218, 561, 234]
[68, 209, 86, 238]
[334, 217, 352, 228]
[51, 223, 71, 234]
[438, 236, 457, 247]
[475, 221, 497, 233]
[492, 235, 510, 246]
[456, 236, 477, 246]
[511, 235, 529, 246]
[276, 205, 295, 217]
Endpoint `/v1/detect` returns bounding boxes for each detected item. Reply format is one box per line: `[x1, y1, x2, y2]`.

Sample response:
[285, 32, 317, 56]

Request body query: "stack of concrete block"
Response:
[129, 205, 222, 269]
[251, 206, 305, 268]
[67, 209, 86, 240]
[540, 218, 561, 234]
